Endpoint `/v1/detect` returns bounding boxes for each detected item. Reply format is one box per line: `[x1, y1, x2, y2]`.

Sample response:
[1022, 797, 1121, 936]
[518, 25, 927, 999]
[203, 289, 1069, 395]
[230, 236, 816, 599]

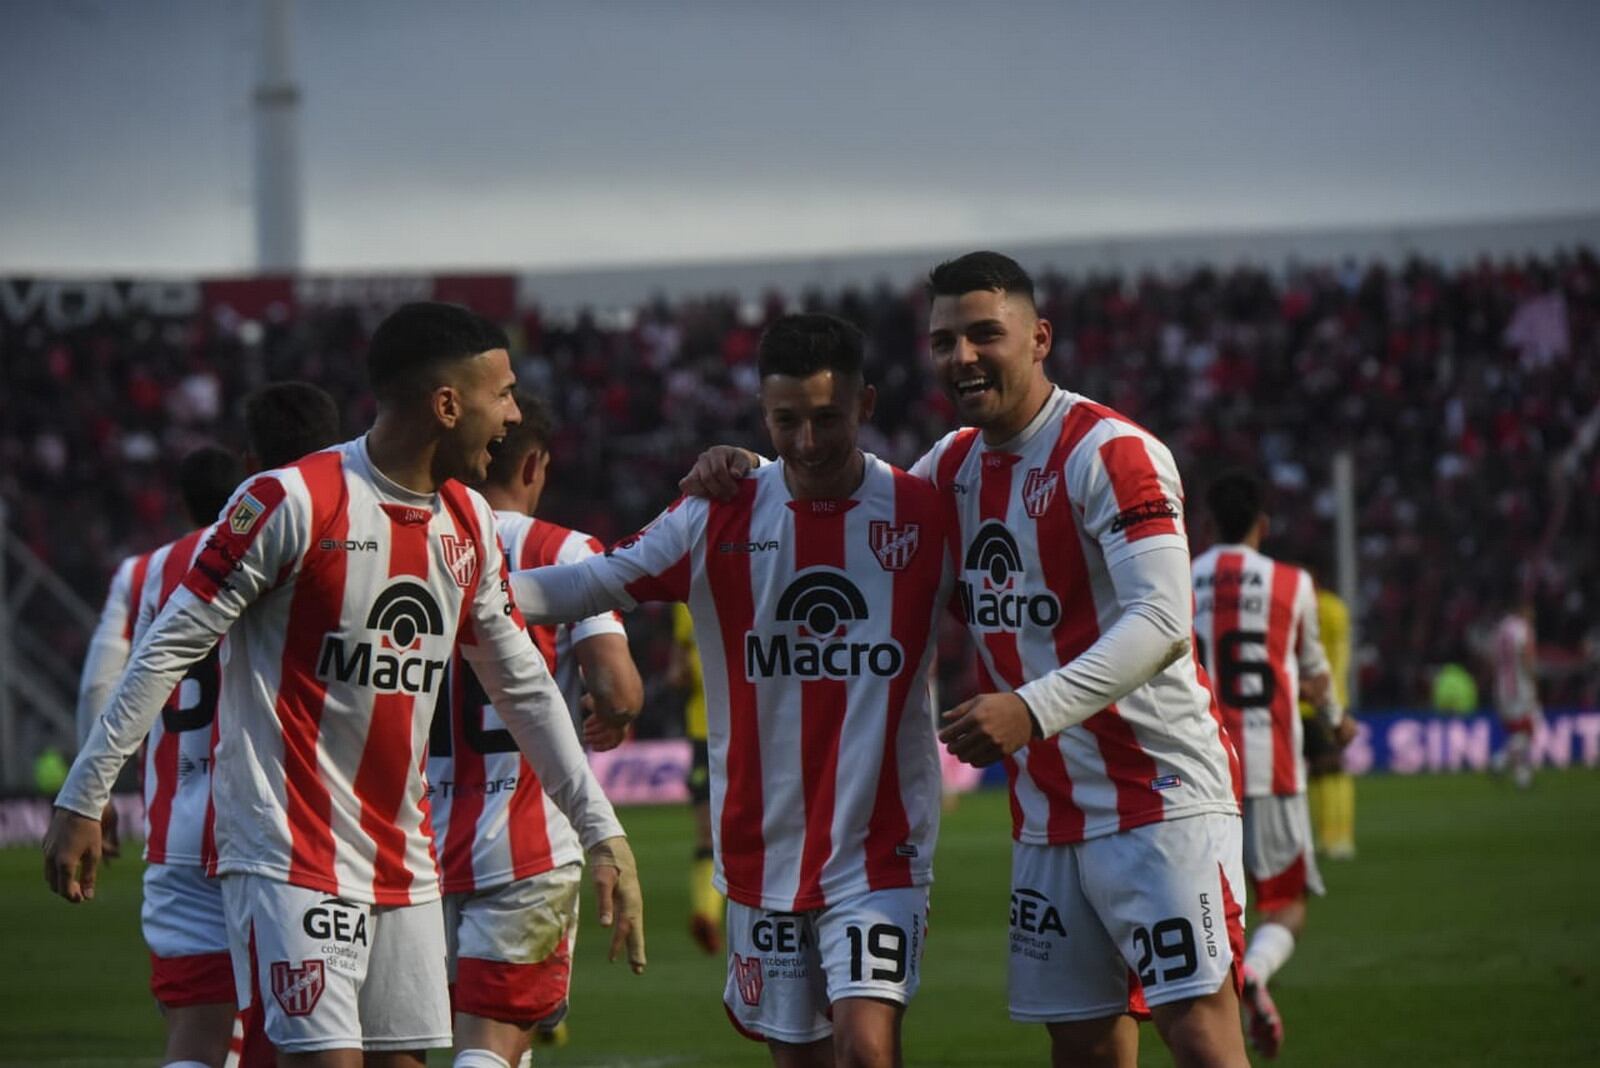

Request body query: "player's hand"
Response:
[583, 713, 630, 752]
[588, 836, 646, 974]
[678, 446, 756, 500]
[100, 801, 121, 861]
[43, 807, 104, 903]
[939, 693, 1040, 767]
[1333, 716, 1359, 748]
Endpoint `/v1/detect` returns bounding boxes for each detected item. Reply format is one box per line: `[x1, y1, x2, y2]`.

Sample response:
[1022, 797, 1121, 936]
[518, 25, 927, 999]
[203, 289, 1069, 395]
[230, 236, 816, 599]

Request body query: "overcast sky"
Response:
[3, 0, 1598, 274]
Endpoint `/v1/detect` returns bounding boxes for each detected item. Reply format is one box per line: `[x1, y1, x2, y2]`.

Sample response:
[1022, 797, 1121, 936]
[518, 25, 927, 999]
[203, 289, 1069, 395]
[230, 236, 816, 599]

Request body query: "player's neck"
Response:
[783, 449, 865, 501]
[480, 482, 534, 515]
[981, 378, 1055, 445]
[365, 419, 445, 495]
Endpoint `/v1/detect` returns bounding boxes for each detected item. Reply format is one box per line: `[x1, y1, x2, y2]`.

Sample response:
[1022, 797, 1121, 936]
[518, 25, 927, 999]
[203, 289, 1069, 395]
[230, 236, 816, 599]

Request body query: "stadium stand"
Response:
[2, 250, 1597, 741]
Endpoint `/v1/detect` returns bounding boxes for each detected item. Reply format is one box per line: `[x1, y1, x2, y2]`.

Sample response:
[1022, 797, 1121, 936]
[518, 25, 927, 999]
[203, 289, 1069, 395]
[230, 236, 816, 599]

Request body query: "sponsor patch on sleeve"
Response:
[1110, 497, 1179, 535]
[228, 492, 266, 535]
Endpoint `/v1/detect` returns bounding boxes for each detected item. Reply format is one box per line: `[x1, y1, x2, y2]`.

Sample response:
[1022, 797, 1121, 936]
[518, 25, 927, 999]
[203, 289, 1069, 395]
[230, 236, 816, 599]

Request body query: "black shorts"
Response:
[686, 739, 711, 804]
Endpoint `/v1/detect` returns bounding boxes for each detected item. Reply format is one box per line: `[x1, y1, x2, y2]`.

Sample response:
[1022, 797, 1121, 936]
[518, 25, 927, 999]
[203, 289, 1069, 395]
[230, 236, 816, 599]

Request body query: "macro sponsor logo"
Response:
[744, 569, 903, 680]
[316, 579, 448, 694]
[956, 523, 1061, 631]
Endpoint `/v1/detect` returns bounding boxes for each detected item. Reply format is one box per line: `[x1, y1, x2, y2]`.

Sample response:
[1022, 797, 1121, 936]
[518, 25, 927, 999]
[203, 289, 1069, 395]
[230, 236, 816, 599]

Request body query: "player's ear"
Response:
[431, 384, 460, 428]
[1032, 316, 1053, 364]
[520, 448, 543, 487]
[858, 383, 877, 423]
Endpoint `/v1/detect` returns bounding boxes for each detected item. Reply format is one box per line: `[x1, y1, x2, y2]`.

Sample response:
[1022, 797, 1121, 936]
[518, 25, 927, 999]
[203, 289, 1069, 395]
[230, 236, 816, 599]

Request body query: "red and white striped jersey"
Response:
[1493, 614, 1540, 719]
[57, 437, 620, 907]
[76, 552, 154, 746]
[130, 529, 223, 867]
[522, 454, 956, 912]
[1191, 544, 1328, 798]
[913, 388, 1239, 845]
[428, 513, 626, 894]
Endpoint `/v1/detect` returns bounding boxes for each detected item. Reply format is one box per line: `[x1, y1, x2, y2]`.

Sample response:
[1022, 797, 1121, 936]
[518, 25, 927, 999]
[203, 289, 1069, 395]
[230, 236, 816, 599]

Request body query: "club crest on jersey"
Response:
[271, 960, 325, 1017]
[440, 534, 478, 589]
[733, 953, 764, 1006]
[868, 521, 920, 571]
[1022, 468, 1059, 518]
[744, 568, 904, 680]
[228, 492, 265, 535]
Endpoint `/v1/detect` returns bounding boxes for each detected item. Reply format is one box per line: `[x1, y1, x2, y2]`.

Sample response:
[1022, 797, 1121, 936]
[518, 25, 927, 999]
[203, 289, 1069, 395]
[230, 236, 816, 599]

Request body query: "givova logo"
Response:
[957, 523, 1061, 631]
[745, 568, 904, 680]
[316, 580, 449, 694]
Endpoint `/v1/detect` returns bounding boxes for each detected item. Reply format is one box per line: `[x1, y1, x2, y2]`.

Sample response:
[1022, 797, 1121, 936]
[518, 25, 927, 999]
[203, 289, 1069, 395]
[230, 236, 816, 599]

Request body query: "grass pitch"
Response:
[3, 771, 1597, 1066]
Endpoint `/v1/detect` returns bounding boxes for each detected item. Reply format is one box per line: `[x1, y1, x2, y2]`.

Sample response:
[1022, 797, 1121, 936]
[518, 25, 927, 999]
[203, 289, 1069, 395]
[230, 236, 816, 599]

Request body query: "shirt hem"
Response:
[213, 859, 442, 907]
[1012, 801, 1241, 846]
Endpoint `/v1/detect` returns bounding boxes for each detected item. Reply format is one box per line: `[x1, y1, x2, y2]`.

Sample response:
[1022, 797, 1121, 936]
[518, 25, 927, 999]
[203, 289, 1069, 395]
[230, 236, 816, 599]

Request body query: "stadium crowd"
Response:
[3, 248, 1597, 721]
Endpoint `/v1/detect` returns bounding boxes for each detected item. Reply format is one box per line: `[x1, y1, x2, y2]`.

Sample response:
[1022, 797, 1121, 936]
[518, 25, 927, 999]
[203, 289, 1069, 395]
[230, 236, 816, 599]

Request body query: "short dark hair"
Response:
[243, 381, 343, 469]
[484, 390, 555, 487]
[1206, 469, 1264, 543]
[366, 301, 510, 403]
[178, 445, 244, 527]
[926, 250, 1036, 306]
[757, 313, 865, 381]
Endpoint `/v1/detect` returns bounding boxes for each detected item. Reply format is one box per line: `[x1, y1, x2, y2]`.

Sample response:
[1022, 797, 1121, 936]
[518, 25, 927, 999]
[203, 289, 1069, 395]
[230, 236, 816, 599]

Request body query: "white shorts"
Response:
[443, 862, 582, 1025]
[724, 886, 928, 1044]
[221, 874, 451, 1054]
[1242, 794, 1324, 910]
[1009, 813, 1245, 1022]
[142, 862, 234, 1007]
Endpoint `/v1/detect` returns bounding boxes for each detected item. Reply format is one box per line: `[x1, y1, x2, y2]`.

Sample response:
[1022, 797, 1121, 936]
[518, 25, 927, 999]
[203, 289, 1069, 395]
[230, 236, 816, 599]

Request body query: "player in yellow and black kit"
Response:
[668, 601, 725, 952]
[1302, 583, 1356, 858]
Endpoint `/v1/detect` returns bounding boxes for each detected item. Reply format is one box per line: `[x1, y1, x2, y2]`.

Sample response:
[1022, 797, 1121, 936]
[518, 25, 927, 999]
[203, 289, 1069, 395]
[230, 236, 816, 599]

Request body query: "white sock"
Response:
[1244, 921, 1296, 985]
[164, 1062, 211, 1068]
[453, 1051, 512, 1068]
[519, 1052, 533, 1068]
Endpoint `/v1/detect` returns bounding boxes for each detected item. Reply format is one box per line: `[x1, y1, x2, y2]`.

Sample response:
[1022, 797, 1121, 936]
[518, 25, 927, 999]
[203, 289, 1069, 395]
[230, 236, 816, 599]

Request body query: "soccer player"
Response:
[1492, 597, 1542, 790]
[666, 600, 725, 954]
[74, 383, 345, 1068]
[45, 302, 644, 1067]
[1192, 470, 1354, 1060]
[688, 253, 1250, 1068]
[512, 313, 955, 1068]
[1301, 570, 1356, 859]
[429, 390, 644, 1068]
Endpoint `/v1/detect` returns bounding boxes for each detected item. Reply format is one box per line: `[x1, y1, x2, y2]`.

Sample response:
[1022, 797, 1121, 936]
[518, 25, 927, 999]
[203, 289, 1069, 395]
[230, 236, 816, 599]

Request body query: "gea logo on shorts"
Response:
[956, 523, 1062, 631]
[316, 580, 449, 694]
[744, 569, 904, 680]
[751, 915, 813, 953]
[302, 897, 369, 946]
[1010, 888, 1067, 937]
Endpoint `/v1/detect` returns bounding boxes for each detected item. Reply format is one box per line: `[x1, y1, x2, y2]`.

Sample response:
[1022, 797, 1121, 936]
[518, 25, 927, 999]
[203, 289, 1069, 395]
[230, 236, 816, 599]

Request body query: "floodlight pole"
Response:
[254, 0, 303, 272]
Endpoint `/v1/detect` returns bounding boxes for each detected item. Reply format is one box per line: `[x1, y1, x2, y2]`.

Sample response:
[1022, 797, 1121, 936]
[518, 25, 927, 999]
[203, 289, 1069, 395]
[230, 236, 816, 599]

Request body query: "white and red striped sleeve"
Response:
[1012, 425, 1195, 737]
[73, 553, 146, 746]
[509, 496, 703, 621]
[553, 532, 627, 645]
[453, 490, 624, 851]
[57, 476, 302, 819]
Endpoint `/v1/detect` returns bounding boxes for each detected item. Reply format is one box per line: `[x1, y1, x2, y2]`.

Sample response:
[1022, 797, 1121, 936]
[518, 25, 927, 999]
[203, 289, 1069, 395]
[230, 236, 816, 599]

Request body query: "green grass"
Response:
[4, 772, 1599, 1066]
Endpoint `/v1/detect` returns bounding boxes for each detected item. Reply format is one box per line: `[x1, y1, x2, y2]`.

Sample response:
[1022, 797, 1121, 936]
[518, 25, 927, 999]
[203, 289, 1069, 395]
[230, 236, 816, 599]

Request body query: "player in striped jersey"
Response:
[47, 303, 644, 1066]
[430, 392, 644, 1068]
[74, 383, 344, 1068]
[688, 254, 1250, 1067]
[1191, 471, 1353, 1059]
[1492, 598, 1542, 790]
[514, 314, 956, 1068]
